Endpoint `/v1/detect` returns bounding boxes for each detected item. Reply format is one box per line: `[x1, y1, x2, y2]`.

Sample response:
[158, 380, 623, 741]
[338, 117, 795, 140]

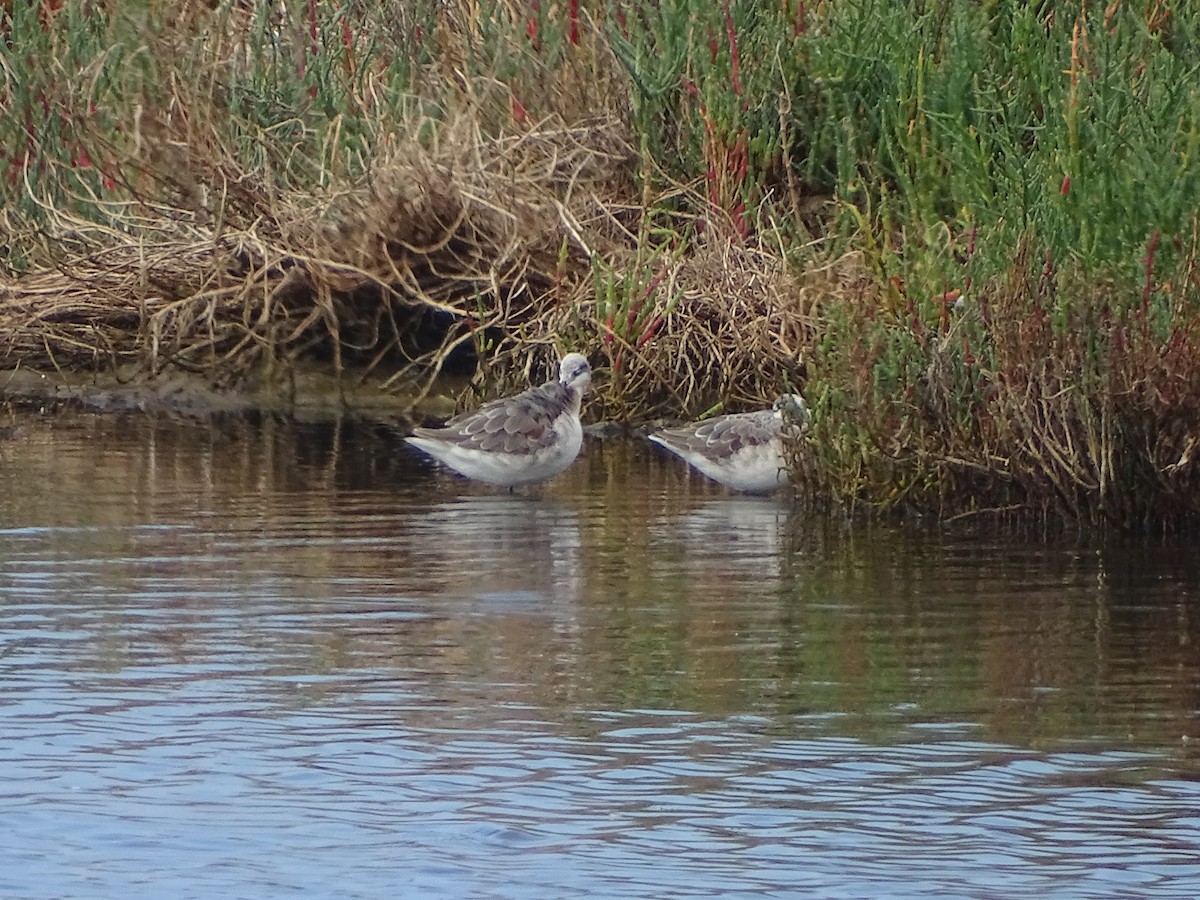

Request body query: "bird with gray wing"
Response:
[648, 394, 810, 493]
[406, 352, 592, 488]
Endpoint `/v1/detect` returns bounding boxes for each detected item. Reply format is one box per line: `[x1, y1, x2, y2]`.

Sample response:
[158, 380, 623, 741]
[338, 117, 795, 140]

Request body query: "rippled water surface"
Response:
[1, 412, 1198, 898]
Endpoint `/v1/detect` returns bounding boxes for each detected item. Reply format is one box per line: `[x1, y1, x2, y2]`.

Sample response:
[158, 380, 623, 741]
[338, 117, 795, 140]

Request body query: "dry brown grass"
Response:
[0, 0, 821, 422]
[495, 227, 816, 421]
[0, 106, 815, 418]
[977, 249, 1200, 527]
[0, 119, 573, 380]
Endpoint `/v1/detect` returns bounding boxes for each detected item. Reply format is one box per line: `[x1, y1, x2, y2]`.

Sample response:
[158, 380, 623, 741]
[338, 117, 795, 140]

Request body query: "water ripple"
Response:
[2, 414, 1199, 897]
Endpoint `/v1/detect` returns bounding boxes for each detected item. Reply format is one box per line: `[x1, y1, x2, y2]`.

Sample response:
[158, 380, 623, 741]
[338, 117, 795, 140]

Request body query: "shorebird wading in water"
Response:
[405, 352, 592, 488]
[648, 394, 810, 493]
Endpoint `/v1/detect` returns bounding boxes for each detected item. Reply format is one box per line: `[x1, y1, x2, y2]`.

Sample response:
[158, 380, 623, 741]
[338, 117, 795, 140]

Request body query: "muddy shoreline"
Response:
[0, 364, 469, 421]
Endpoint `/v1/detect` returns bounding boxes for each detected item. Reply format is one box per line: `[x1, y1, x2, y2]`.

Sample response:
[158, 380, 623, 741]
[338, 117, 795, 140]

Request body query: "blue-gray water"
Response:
[1, 412, 1198, 898]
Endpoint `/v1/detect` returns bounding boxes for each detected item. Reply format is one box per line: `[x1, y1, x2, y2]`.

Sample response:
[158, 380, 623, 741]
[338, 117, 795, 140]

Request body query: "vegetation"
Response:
[2, 0, 1199, 527]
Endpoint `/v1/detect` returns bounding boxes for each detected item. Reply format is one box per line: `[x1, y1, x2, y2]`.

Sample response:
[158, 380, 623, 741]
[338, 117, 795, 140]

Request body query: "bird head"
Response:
[773, 394, 811, 432]
[558, 353, 593, 393]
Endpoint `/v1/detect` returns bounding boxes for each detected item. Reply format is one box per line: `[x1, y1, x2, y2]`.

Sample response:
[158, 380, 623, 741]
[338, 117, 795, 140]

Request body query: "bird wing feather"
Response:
[415, 381, 573, 455]
[654, 409, 779, 459]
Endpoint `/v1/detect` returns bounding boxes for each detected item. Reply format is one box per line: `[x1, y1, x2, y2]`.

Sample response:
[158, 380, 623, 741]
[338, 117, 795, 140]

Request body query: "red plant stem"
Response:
[297, 0, 312, 79]
[7, 152, 24, 186]
[1039, 250, 1054, 297]
[626, 299, 644, 333]
[722, 1, 742, 96]
[568, 0, 579, 45]
[527, 0, 541, 52]
[642, 270, 666, 299]
[906, 294, 923, 335]
[637, 316, 664, 348]
[937, 289, 960, 333]
[699, 113, 719, 204]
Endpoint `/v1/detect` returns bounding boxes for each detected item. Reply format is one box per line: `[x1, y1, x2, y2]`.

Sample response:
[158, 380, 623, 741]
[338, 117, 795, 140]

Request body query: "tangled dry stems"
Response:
[0, 107, 815, 419]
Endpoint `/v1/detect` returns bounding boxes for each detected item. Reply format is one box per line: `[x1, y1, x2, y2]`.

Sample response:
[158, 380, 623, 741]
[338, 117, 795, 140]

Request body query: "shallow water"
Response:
[1, 411, 1198, 898]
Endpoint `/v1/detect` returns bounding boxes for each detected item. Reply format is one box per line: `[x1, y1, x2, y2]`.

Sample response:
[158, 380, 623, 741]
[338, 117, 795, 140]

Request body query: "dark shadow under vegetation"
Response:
[1, 0, 1198, 530]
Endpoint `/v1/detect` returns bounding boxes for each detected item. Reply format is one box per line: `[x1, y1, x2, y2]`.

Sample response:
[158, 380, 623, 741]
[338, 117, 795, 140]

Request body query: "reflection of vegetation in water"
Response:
[3, 2, 1200, 524]
[3, 413, 1196, 754]
[554, 456, 1200, 750]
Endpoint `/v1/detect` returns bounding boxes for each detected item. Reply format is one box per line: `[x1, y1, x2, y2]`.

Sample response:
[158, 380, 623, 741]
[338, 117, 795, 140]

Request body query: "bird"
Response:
[405, 352, 593, 488]
[648, 394, 810, 493]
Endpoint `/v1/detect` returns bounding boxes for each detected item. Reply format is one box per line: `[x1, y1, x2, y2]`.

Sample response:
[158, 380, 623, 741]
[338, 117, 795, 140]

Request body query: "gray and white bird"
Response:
[405, 353, 592, 487]
[648, 394, 810, 493]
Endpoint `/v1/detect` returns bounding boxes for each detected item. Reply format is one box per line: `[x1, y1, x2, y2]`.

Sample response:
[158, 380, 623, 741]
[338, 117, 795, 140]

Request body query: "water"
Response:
[1, 411, 1198, 898]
